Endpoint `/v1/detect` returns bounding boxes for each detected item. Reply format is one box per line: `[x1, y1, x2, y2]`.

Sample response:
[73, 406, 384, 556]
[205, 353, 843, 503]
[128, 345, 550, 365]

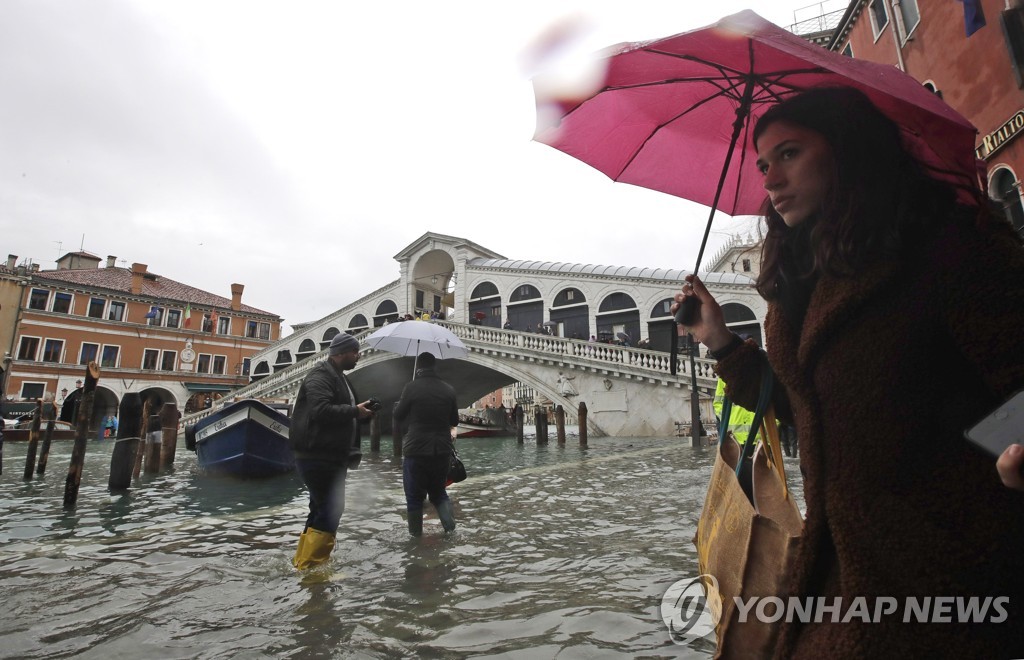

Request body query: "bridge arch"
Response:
[596, 291, 640, 344]
[721, 302, 762, 345]
[348, 313, 369, 332]
[507, 283, 543, 332]
[468, 281, 501, 327]
[320, 327, 340, 349]
[409, 248, 455, 317]
[374, 300, 399, 326]
[296, 338, 317, 362]
[252, 360, 271, 381]
[550, 287, 588, 339]
[647, 297, 676, 351]
[274, 349, 293, 372]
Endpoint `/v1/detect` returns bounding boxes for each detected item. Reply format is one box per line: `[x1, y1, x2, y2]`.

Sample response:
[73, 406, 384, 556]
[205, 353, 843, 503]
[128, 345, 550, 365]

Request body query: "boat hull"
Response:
[2, 429, 77, 442]
[456, 423, 507, 438]
[193, 399, 293, 477]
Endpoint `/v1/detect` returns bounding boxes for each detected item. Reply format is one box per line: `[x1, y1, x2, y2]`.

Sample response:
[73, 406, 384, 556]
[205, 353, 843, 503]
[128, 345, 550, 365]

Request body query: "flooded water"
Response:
[0, 434, 803, 659]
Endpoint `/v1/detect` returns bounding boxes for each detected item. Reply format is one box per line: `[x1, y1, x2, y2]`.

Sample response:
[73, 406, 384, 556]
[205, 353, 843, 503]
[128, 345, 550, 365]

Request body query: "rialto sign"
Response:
[977, 109, 1024, 160]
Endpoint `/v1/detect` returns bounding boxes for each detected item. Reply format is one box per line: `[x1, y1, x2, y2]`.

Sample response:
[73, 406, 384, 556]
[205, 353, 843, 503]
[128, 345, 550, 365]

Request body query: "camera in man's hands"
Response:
[366, 397, 382, 412]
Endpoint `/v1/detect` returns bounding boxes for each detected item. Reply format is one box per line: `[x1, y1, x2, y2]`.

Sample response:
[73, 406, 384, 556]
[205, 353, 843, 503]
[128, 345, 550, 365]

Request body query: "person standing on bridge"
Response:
[674, 87, 1024, 657]
[394, 351, 460, 536]
[289, 332, 377, 570]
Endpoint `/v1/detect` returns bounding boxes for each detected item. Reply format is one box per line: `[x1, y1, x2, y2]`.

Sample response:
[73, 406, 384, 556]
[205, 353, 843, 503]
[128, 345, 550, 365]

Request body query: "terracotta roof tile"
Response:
[34, 267, 279, 317]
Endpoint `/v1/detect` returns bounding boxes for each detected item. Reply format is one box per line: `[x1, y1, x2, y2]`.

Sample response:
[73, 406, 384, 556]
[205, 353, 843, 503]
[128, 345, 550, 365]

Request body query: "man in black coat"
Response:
[289, 332, 376, 569]
[393, 352, 459, 536]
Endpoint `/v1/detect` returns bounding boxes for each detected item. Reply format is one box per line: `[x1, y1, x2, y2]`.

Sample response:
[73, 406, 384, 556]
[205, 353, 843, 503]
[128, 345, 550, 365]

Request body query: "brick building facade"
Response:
[829, 0, 1024, 233]
[2, 251, 282, 434]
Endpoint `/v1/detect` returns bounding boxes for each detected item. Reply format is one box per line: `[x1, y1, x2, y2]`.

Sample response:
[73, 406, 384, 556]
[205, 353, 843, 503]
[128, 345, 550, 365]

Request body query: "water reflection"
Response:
[0, 436, 804, 658]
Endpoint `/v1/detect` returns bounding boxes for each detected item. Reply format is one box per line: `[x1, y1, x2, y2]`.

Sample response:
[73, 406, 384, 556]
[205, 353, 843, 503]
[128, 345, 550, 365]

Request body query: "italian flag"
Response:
[183, 302, 192, 328]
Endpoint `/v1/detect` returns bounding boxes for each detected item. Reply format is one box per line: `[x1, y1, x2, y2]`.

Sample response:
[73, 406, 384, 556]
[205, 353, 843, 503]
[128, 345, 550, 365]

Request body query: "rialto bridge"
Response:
[211, 231, 766, 437]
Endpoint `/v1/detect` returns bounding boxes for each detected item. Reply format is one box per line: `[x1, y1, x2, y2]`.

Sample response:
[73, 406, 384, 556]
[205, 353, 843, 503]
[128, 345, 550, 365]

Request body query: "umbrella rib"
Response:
[602, 59, 827, 182]
[613, 82, 747, 180]
[552, 62, 827, 131]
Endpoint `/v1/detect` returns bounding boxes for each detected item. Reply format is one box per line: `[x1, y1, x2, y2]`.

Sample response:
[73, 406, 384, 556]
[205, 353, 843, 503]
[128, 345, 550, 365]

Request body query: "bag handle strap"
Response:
[718, 358, 792, 496]
[759, 406, 791, 499]
[737, 359, 773, 466]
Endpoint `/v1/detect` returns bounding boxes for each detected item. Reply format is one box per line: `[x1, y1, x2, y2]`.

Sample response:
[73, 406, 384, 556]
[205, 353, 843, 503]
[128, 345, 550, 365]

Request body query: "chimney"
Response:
[31, 263, 40, 273]
[6, 255, 16, 269]
[106, 255, 117, 268]
[230, 283, 244, 311]
[130, 263, 147, 295]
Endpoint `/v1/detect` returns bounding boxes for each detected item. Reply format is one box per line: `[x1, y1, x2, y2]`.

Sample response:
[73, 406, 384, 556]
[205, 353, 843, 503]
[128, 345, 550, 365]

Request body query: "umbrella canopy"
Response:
[364, 321, 468, 361]
[533, 10, 978, 273]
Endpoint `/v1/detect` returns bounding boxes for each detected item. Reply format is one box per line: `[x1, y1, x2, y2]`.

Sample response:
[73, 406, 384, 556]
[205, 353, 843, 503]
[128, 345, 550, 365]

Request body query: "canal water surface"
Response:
[0, 435, 803, 659]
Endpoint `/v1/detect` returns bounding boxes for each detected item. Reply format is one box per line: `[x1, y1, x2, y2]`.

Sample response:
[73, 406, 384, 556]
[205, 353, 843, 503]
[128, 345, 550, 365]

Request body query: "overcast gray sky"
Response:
[0, 0, 828, 334]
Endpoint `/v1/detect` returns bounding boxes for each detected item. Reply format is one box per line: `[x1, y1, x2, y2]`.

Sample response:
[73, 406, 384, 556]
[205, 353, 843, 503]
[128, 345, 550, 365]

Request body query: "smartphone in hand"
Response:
[964, 390, 1024, 457]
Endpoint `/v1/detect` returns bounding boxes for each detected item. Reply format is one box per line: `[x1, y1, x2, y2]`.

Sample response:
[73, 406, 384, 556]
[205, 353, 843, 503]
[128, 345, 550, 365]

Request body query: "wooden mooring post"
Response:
[22, 400, 42, 480]
[392, 402, 403, 457]
[108, 393, 142, 491]
[535, 406, 548, 445]
[63, 362, 101, 509]
[37, 402, 57, 475]
[555, 405, 566, 445]
[132, 399, 152, 480]
[144, 414, 161, 475]
[578, 402, 588, 448]
[159, 403, 178, 470]
[514, 404, 524, 444]
[370, 414, 381, 452]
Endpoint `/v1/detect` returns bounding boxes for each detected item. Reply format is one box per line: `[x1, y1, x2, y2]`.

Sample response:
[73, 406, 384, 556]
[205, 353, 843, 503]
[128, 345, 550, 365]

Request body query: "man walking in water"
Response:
[289, 332, 376, 569]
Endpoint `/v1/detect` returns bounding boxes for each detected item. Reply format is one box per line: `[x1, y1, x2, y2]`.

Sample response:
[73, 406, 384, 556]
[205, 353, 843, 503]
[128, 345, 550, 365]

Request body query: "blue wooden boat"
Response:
[190, 399, 293, 477]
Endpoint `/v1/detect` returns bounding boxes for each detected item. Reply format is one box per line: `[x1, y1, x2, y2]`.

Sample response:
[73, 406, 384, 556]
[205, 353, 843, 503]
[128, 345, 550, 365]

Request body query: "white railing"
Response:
[435, 320, 718, 383]
[180, 321, 717, 427]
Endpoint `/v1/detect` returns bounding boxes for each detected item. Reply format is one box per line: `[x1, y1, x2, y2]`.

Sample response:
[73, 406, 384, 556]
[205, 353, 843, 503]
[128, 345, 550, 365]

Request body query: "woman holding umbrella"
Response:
[675, 87, 1024, 658]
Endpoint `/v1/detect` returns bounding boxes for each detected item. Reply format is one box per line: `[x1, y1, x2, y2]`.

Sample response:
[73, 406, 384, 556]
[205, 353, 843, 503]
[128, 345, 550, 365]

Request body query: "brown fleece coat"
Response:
[715, 220, 1024, 659]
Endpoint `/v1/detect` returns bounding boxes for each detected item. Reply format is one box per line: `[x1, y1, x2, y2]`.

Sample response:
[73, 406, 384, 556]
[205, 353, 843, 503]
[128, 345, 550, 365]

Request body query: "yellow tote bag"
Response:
[694, 364, 803, 659]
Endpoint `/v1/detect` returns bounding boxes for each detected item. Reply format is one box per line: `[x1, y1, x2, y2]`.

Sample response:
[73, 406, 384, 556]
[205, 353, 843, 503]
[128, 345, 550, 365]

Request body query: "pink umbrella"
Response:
[533, 9, 979, 317]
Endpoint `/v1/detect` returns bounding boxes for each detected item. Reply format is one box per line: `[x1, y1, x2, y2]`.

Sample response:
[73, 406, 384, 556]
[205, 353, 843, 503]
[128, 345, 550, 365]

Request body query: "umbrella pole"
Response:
[677, 80, 754, 445]
[677, 80, 753, 326]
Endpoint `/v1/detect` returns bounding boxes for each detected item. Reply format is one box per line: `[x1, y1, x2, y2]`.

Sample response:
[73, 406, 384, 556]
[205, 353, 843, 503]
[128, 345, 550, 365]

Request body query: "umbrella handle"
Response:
[674, 297, 700, 326]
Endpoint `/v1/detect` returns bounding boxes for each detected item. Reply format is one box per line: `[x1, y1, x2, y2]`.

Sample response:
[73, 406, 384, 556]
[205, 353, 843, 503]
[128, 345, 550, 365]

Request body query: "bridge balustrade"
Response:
[179, 321, 717, 429]
[437, 320, 717, 381]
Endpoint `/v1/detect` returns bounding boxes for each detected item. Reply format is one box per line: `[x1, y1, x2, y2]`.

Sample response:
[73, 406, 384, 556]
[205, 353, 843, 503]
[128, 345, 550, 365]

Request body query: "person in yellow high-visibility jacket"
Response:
[713, 378, 756, 445]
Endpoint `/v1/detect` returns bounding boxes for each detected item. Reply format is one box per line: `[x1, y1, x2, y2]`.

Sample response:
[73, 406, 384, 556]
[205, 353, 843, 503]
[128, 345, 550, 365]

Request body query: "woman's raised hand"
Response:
[671, 274, 733, 352]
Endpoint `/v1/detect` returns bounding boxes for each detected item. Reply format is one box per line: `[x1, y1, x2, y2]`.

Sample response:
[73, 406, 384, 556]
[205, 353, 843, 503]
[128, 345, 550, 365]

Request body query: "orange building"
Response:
[829, 0, 1024, 232]
[2, 251, 282, 434]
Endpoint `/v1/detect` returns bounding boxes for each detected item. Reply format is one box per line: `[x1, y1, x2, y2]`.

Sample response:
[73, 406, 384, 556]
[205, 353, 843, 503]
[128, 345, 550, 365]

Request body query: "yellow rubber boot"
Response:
[293, 528, 335, 570]
[291, 531, 309, 568]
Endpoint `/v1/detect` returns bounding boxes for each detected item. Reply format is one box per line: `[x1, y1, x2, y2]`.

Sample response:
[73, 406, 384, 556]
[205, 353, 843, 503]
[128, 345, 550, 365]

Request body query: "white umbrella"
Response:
[364, 321, 468, 374]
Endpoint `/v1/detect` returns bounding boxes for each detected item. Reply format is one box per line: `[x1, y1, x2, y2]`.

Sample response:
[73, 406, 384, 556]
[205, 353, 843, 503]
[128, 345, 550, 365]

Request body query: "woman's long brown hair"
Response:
[752, 87, 969, 301]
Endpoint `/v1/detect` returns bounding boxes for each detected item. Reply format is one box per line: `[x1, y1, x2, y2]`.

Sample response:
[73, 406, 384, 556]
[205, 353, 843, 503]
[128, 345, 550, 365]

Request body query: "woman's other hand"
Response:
[671, 274, 733, 352]
[996, 444, 1024, 491]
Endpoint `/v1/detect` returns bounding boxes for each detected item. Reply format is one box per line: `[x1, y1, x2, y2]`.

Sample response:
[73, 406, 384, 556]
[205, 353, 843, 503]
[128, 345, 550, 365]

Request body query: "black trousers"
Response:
[295, 458, 348, 534]
[402, 454, 450, 512]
